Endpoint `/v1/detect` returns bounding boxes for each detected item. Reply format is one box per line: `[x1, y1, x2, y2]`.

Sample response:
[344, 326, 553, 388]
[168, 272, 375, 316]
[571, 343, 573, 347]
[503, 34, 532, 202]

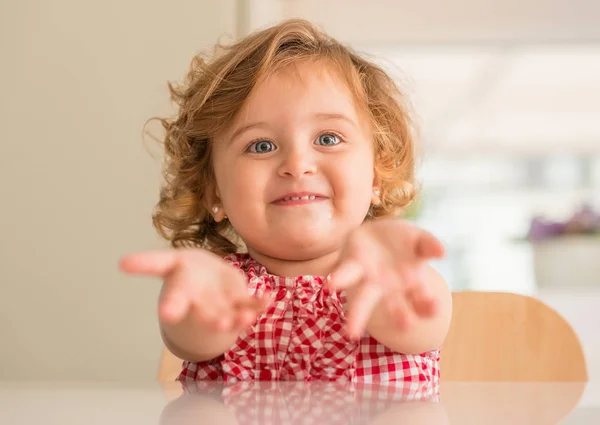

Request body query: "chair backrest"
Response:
[158, 347, 184, 382]
[157, 291, 588, 382]
[440, 291, 587, 381]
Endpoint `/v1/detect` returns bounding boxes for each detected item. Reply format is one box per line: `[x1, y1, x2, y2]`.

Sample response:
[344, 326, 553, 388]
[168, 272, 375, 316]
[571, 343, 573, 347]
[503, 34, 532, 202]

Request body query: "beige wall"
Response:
[0, 0, 236, 381]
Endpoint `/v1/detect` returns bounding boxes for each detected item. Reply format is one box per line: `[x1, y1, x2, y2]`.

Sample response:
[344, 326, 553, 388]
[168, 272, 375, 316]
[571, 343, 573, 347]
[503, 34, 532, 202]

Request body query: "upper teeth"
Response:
[283, 195, 316, 201]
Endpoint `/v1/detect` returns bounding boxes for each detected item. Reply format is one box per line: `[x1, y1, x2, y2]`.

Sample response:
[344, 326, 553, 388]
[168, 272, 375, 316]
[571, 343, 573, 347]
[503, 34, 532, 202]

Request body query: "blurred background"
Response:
[1, 0, 599, 383]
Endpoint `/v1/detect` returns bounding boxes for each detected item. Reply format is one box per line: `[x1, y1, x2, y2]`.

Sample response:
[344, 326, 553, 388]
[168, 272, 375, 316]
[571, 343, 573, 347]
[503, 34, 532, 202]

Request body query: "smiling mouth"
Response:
[272, 194, 328, 206]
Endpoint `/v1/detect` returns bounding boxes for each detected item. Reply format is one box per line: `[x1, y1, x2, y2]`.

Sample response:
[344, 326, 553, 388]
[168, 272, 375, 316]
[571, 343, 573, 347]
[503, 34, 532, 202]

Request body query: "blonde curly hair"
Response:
[151, 19, 418, 254]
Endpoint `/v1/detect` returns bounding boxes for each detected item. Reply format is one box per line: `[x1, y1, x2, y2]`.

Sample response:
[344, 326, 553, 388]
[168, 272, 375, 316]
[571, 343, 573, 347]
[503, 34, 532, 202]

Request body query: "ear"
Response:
[204, 183, 227, 222]
[371, 188, 381, 206]
[371, 173, 382, 206]
[210, 205, 227, 222]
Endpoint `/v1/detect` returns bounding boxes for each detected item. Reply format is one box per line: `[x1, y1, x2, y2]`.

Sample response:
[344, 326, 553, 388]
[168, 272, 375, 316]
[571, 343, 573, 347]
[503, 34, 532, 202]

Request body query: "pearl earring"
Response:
[212, 206, 219, 214]
[373, 189, 381, 197]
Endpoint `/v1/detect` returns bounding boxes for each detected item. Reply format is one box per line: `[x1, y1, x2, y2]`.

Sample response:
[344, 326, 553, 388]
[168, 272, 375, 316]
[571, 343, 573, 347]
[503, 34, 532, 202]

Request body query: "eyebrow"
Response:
[229, 121, 270, 145]
[314, 112, 358, 128]
[228, 112, 358, 144]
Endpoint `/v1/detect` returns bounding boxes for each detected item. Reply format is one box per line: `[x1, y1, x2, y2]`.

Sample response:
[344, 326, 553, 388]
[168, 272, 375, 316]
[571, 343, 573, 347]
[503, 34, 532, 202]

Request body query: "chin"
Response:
[257, 232, 339, 261]
[270, 244, 333, 262]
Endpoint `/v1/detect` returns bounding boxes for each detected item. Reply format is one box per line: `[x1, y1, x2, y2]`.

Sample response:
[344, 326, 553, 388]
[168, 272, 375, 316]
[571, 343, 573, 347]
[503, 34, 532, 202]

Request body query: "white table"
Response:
[0, 380, 597, 424]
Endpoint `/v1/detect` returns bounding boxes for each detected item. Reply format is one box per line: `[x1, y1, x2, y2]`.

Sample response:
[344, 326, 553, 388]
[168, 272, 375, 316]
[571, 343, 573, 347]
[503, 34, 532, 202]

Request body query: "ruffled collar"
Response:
[225, 253, 331, 291]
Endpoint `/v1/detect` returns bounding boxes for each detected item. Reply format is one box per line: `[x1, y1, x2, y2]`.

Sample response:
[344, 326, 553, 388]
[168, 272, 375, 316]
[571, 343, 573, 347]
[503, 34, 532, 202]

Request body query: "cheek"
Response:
[217, 162, 269, 212]
[344, 148, 375, 187]
[333, 151, 375, 208]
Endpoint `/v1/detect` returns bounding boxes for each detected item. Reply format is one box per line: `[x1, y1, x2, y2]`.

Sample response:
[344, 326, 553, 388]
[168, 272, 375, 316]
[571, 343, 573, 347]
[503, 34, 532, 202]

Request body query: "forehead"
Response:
[235, 59, 368, 125]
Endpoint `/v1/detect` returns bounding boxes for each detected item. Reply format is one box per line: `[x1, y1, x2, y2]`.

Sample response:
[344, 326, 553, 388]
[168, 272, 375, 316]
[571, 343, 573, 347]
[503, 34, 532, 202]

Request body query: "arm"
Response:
[349, 266, 452, 354]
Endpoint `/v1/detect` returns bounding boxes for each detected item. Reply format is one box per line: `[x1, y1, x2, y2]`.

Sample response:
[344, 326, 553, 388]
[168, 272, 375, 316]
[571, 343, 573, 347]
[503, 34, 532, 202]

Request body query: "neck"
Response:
[246, 247, 343, 278]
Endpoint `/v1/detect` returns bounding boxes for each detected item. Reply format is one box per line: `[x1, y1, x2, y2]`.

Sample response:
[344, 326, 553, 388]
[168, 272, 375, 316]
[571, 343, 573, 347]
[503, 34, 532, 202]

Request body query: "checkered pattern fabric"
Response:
[179, 380, 440, 425]
[178, 253, 440, 384]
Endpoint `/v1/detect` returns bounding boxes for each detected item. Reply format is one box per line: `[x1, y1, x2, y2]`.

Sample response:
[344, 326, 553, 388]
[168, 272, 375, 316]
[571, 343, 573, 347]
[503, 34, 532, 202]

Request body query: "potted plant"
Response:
[527, 205, 600, 289]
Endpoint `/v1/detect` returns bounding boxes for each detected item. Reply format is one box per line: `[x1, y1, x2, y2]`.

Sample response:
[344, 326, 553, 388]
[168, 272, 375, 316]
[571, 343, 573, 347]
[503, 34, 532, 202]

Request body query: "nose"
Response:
[277, 146, 317, 178]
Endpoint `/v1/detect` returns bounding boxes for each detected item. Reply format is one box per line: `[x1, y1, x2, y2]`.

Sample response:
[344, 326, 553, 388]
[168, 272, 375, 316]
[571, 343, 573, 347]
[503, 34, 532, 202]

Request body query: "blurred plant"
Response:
[526, 204, 600, 242]
[400, 194, 423, 221]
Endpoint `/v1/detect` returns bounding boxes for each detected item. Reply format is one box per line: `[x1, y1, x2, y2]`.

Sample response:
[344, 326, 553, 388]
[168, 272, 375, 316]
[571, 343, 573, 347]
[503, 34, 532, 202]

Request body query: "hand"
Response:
[327, 219, 445, 339]
[119, 249, 272, 331]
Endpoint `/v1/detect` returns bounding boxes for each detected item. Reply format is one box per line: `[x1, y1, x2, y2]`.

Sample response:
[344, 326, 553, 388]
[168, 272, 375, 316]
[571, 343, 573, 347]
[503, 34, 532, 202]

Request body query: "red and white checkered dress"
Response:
[178, 253, 440, 384]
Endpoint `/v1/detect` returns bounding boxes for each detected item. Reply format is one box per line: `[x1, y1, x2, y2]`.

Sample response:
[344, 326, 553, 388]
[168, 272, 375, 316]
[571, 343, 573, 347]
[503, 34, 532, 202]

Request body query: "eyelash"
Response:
[315, 131, 344, 146]
[245, 138, 276, 154]
[244, 131, 346, 153]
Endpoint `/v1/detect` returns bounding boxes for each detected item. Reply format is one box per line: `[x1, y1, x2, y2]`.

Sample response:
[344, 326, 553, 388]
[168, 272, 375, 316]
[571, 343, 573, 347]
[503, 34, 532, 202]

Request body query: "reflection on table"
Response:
[0, 380, 592, 425]
[160, 380, 589, 425]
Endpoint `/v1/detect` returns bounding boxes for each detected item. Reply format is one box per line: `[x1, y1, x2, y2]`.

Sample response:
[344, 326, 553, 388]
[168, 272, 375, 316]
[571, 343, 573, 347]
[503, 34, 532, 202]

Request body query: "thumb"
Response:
[416, 231, 445, 259]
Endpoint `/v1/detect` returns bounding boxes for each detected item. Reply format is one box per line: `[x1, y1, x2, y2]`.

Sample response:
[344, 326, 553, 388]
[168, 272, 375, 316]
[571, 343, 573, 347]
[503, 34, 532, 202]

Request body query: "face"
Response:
[211, 60, 377, 261]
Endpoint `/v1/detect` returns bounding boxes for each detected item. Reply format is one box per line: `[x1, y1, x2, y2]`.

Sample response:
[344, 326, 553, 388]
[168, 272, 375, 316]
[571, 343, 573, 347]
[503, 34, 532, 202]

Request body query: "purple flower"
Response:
[526, 204, 600, 242]
[527, 217, 566, 242]
[566, 205, 600, 233]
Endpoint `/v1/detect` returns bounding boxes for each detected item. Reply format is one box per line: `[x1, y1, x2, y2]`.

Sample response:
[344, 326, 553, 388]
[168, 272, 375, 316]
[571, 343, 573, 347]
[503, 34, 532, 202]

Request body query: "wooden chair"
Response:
[158, 291, 588, 383]
[440, 291, 587, 381]
[157, 347, 185, 401]
[158, 346, 184, 382]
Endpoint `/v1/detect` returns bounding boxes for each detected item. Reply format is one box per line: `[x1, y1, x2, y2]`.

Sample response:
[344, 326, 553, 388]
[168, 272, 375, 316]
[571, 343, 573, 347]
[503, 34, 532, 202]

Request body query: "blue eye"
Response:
[315, 133, 340, 146]
[248, 140, 276, 153]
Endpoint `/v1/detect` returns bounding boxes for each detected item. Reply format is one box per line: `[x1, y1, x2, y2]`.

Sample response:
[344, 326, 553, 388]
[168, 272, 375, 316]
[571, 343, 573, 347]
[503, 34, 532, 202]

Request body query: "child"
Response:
[120, 19, 452, 383]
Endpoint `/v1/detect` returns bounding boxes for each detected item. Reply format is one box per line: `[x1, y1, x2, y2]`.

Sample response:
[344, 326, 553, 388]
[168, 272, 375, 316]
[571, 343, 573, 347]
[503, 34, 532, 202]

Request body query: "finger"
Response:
[213, 286, 265, 330]
[415, 231, 445, 259]
[236, 308, 259, 329]
[220, 267, 256, 304]
[164, 267, 231, 327]
[159, 286, 190, 324]
[232, 290, 273, 327]
[254, 290, 275, 312]
[394, 307, 413, 329]
[328, 260, 365, 290]
[230, 295, 263, 311]
[398, 264, 436, 317]
[119, 250, 180, 277]
[386, 292, 415, 329]
[262, 290, 276, 307]
[197, 287, 230, 313]
[224, 288, 271, 332]
[347, 283, 383, 340]
[208, 296, 244, 331]
[408, 286, 437, 317]
[190, 288, 228, 324]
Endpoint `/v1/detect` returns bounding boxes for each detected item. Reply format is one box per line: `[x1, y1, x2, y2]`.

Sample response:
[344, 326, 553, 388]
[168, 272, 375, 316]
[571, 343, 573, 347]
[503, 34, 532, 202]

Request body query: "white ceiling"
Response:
[367, 44, 600, 156]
